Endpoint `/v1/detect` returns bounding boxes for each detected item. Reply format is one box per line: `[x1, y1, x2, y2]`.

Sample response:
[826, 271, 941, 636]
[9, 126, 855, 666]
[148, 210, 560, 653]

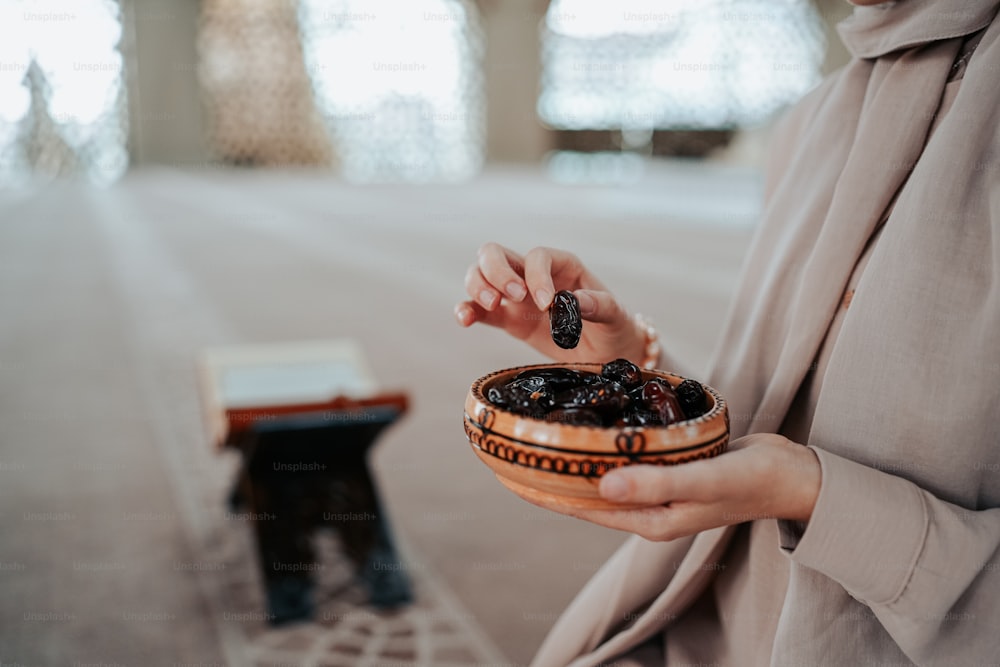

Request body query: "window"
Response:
[298, 0, 485, 182]
[0, 0, 128, 186]
[198, 0, 333, 167]
[539, 0, 825, 132]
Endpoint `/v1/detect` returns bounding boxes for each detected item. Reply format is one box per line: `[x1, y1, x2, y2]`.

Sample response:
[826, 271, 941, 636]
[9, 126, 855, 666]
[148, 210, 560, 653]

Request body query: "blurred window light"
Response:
[298, 0, 485, 183]
[198, 0, 334, 168]
[0, 0, 128, 186]
[539, 0, 825, 131]
[546, 151, 645, 185]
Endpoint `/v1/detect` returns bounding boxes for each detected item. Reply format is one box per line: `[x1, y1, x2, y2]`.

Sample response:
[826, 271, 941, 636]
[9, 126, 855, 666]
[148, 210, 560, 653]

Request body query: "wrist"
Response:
[784, 444, 822, 522]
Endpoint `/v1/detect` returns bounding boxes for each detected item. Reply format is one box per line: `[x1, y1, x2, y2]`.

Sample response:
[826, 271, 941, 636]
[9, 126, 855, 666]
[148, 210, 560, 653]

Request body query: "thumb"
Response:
[575, 289, 627, 325]
[599, 464, 692, 506]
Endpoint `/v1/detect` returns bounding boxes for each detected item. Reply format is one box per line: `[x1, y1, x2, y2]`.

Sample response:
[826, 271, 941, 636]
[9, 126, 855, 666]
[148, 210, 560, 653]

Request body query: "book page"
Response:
[220, 360, 375, 407]
[200, 339, 379, 411]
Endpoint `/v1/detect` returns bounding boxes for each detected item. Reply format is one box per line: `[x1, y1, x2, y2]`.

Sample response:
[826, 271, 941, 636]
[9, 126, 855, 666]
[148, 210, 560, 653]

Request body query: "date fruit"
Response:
[486, 362, 712, 428]
[551, 381, 628, 419]
[638, 378, 685, 426]
[601, 358, 643, 390]
[675, 378, 708, 419]
[549, 290, 582, 349]
[515, 368, 589, 393]
[487, 380, 555, 418]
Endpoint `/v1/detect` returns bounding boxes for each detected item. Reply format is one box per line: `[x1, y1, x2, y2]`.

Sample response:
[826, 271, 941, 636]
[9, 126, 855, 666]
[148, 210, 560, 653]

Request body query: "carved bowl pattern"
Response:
[463, 363, 730, 510]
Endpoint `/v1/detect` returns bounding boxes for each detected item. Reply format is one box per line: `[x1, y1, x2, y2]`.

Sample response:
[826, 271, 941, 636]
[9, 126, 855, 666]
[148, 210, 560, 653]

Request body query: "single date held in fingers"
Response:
[550, 290, 583, 349]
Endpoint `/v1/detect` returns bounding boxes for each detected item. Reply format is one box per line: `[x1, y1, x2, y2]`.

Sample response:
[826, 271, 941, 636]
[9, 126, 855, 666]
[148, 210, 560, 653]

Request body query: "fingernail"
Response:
[536, 289, 552, 310]
[599, 474, 628, 501]
[480, 289, 497, 309]
[577, 291, 596, 316]
[455, 305, 472, 326]
[506, 282, 526, 301]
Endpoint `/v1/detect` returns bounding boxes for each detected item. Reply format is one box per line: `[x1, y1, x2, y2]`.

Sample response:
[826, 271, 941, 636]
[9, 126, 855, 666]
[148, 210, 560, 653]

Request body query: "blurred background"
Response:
[0, 1, 851, 665]
[0, 0, 854, 184]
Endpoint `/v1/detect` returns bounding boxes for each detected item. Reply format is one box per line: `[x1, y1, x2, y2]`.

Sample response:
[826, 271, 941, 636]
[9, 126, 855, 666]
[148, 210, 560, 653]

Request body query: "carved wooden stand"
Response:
[227, 397, 411, 624]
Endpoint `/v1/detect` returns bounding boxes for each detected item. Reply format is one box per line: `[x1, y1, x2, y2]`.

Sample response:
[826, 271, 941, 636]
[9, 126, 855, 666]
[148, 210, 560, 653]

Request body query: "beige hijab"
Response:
[533, 1, 1000, 664]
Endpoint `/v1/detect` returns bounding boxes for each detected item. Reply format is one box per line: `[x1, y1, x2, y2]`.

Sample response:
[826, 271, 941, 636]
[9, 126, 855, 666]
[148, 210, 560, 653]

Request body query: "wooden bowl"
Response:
[463, 363, 729, 510]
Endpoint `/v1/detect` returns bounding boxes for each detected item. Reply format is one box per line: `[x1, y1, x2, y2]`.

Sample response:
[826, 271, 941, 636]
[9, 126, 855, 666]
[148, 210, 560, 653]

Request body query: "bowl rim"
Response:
[468, 362, 727, 432]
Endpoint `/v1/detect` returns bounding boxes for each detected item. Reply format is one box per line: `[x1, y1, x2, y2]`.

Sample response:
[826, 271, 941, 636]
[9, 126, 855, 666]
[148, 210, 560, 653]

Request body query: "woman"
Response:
[455, 1, 1000, 664]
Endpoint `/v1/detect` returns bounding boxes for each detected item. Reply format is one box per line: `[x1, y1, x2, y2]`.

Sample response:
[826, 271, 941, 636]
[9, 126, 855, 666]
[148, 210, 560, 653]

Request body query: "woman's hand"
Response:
[454, 243, 648, 364]
[516, 434, 822, 542]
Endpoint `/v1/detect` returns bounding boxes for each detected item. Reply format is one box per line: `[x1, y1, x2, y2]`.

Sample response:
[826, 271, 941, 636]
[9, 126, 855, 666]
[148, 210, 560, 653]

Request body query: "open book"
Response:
[198, 339, 407, 449]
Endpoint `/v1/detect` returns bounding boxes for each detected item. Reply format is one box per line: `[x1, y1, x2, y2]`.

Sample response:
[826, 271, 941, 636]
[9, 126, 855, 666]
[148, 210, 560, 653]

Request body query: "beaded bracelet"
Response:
[633, 312, 661, 370]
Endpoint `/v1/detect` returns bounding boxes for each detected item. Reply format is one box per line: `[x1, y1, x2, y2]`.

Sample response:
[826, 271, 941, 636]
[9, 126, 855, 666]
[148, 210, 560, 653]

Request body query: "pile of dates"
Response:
[487, 358, 709, 427]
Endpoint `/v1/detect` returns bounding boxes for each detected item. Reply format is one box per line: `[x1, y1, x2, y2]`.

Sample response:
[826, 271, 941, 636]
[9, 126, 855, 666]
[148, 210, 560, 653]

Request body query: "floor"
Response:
[0, 162, 756, 666]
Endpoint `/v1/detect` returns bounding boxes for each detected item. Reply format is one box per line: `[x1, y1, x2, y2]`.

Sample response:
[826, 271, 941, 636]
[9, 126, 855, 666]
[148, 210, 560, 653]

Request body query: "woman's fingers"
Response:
[458, 244, 635, 361]
[524, 247, 587, 310]
[454, 300, 477, 327]
[456, 287, 627, 333]
[469, 245, 604, 314]
[464, 265, 501, 311]
[500, 438, 815, 542]
[574, 289, 627, 325]
[453, 299, 499, 328]
[569, 503, 732, 542]
[523, 247, 557, 310]
[510, 491, 695, 543]
[477, 242, 528, 302]
[453, 299, 516, 331]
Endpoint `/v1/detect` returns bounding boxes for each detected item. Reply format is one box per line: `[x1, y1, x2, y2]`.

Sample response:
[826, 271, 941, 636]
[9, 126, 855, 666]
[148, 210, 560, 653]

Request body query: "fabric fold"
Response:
[838, 0, 999, 57]
[780, 446, 929, 605]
